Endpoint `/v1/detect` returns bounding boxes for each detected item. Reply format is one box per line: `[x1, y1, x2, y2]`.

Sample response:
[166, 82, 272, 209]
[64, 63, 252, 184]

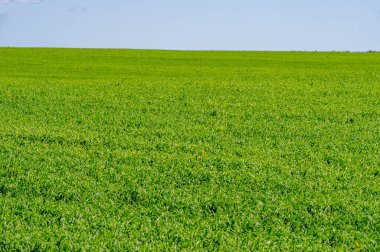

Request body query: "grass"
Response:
[0, 48, 379, 251]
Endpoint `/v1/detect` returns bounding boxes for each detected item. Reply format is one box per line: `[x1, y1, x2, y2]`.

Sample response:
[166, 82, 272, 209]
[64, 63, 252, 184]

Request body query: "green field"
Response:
[0, 48, 379, 250]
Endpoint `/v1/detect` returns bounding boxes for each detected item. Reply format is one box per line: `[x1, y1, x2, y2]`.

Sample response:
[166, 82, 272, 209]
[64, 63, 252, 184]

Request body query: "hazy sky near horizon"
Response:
[0, 0, 379, 51]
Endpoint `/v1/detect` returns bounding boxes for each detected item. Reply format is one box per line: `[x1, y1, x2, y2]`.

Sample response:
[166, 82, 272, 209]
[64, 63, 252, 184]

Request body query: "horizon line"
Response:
[0, 46, 378, 53]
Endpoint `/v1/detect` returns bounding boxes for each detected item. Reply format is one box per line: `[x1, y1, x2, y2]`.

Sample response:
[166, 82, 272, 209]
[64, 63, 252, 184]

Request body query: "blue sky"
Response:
[0, 0, 379, 51]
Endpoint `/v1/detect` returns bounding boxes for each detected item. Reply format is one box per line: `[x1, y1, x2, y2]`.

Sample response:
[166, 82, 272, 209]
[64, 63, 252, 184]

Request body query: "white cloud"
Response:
[66, 6, 88, 13]
[0, 0, 41, 3]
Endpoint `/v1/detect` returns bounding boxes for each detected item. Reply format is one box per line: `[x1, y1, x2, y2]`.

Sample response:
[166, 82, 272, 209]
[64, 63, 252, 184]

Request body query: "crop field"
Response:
[0, 48, 379, 250]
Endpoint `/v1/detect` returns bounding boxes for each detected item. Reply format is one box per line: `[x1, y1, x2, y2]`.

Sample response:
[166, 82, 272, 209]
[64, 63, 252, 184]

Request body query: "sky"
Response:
[0, 0, 379, 51]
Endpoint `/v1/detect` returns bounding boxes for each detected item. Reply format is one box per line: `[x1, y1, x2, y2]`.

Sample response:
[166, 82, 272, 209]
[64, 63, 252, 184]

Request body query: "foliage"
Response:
[0, 48, 379, 250]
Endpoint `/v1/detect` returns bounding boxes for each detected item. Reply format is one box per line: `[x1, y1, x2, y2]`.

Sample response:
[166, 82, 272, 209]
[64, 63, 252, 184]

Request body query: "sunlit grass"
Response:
[0, 48, 379, 250]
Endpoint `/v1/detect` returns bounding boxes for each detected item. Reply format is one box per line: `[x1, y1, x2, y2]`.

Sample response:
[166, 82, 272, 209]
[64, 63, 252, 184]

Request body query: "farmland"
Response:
[0, 48, 379, 250]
